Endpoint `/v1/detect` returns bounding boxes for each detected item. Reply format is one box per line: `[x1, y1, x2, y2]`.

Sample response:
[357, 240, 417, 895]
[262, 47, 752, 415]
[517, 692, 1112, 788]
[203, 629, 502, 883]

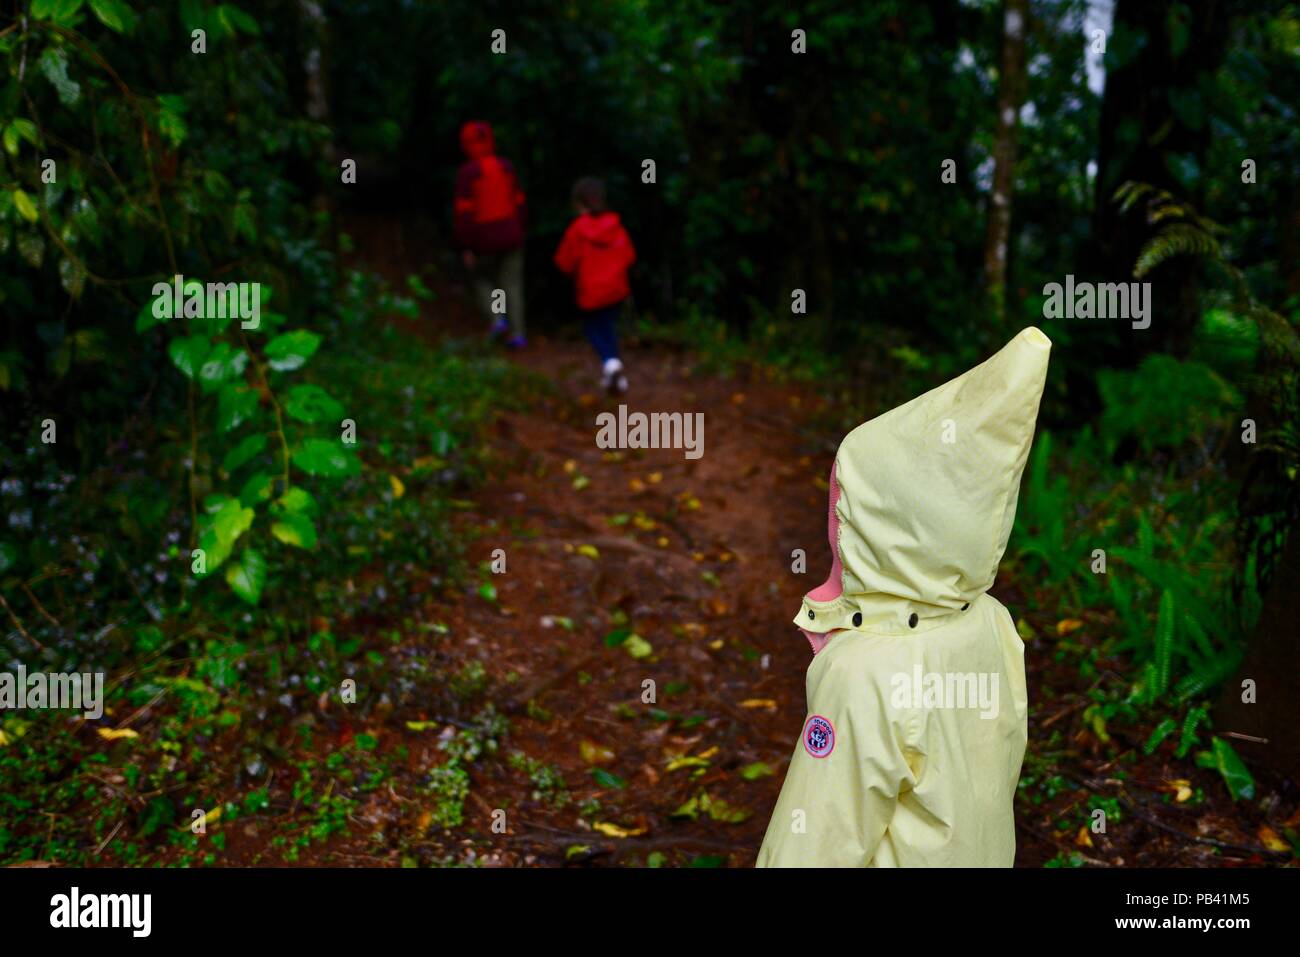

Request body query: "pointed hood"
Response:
[797, 326, 1051, 643]
[459, 120, 496, 159]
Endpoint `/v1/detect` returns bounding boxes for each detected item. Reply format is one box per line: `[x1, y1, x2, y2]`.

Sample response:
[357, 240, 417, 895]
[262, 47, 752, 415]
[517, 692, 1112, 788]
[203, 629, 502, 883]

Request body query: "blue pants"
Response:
[582, 304, 621, 363]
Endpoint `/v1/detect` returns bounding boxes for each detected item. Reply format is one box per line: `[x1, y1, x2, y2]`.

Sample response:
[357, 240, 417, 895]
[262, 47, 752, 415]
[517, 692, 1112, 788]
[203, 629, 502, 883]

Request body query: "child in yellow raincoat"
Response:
[757, 327, 1051, 867]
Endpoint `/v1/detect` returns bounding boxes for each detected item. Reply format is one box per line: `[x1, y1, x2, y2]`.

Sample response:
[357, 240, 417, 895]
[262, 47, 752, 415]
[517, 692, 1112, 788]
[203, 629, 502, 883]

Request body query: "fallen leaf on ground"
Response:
[1257, 825, 1289, 852]
[97, 728, 140, 741]
[624, 634, 653, 659]
[592, 821, 647, 838]
[580, 739, 616, 765]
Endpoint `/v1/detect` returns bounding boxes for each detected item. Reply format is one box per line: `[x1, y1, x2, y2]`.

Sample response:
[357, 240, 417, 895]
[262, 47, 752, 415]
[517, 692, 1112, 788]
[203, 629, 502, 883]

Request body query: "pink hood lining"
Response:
[801, 461, 844, 655]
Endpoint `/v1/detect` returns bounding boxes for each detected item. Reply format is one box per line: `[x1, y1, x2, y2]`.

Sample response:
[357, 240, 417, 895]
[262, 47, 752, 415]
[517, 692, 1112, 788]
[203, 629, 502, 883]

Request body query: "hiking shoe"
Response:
[489, 317, 510, 338]
[506, 336, 527, 350]
[601, 358, 627, 396]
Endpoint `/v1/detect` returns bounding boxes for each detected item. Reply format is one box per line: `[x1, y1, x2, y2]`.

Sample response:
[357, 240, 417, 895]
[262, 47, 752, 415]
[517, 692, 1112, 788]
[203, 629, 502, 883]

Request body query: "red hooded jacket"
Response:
[453, 121, 527, 253]
[554, 211, 636, 311]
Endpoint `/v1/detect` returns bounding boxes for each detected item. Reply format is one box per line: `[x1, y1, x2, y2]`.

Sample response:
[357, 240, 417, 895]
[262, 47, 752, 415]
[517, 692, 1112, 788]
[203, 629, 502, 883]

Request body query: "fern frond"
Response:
[1174, 651, 1241, 701]
[1152, 589, 1176, 699]
[1176, 704, 1209, 758]
[1134, 223, 1223, 278]
[1144, 717, 1178, 755]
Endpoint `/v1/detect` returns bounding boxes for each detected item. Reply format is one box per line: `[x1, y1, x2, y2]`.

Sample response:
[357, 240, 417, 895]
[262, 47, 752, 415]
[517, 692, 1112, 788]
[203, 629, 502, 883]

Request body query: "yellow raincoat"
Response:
[757, 327, 1051, 867]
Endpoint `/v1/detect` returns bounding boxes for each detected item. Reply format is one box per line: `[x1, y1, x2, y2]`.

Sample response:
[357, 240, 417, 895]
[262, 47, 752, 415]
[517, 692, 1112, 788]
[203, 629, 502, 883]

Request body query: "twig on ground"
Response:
[0, 593, 45, 651]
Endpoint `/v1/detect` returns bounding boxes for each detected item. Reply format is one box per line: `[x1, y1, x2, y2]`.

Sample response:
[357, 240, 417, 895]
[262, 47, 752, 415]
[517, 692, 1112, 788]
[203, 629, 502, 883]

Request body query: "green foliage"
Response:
[1011, 323, 1255, 716]
[426, 762, 471, 830]
[508, 751, 570, 808]
[1011, 432, 1077, 588]
[1114, 182, 1225, 279]
[1096, 355, 1240, 455]
[1196, 736, 1256, 802]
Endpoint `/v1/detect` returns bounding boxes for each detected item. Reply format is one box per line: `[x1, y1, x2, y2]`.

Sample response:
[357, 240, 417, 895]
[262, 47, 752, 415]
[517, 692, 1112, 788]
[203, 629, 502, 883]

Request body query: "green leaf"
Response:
[156, 94, 188, 149]
[284, 383, 344, 424]
[238, 471, 274, 507]
[196, 498, 254, 573]
[274, 486, 318, 516]
[603, 628, 631, 648]
[1143, 718, 1178, 755]
[292, 438, 359, 477]
[210, 498, 254, 546]
[46, 0, 87, 24]
[225, 548, 267, 605]
[12, 190, 38, 223]
[38, 48, 81, 107]
[703, 793, 751, 823]
[198, 342, 248, 393]
[221, 434, 267, 473]
[168, 334, 210, 379]
[265, 330, 321, 371]
[590, 769, 627, 790]
[9, 119, 39, 149]
[623, 634, 652, 659]
[271, 513, 317, 549]
[89, 0, 136, 33]
[216, 383, 258, 432]
[1199, 736, 1256, 802]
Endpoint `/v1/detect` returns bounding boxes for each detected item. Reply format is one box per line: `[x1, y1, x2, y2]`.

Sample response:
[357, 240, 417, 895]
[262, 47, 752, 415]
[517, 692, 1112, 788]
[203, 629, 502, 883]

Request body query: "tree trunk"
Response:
[984, 0, 1028, 317]
[1090, 0, 1234, 359]
[1215, 526, 1300, 784]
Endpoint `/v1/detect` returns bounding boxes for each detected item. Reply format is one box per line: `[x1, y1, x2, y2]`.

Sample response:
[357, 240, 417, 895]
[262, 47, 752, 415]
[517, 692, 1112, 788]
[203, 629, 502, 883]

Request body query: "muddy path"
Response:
[311, 215, 1292, 868]
[437, 336, 838, 865]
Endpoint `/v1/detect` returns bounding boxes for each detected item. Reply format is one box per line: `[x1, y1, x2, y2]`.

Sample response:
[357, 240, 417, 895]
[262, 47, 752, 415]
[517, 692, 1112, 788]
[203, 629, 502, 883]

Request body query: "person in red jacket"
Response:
[554, 177, 636, 394]
[453, 121, 528, 348]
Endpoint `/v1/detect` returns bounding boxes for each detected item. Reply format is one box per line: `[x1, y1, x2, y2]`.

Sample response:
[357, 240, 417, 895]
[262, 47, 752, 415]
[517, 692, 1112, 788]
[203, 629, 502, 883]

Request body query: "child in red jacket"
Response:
[554, 177, 636, 394]
[453, 121, 528, 348]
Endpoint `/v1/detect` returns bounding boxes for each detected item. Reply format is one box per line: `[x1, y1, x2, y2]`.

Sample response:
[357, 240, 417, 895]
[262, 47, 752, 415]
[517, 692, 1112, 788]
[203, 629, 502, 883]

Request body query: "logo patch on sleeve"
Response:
[802, 714, 835, 758]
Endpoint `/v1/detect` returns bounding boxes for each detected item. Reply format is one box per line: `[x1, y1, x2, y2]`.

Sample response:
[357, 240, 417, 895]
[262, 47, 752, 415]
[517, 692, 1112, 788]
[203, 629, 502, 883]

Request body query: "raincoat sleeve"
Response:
[553, 220, 581, 275]
[757, 638, 921, 867]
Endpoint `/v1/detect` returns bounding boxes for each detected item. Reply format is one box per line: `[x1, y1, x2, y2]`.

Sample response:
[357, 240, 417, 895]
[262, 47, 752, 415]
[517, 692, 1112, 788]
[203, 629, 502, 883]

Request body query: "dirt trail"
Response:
[440, 334, 835, 865]
[332, 216, 1291, 868]
[334, 214, 841, 864]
